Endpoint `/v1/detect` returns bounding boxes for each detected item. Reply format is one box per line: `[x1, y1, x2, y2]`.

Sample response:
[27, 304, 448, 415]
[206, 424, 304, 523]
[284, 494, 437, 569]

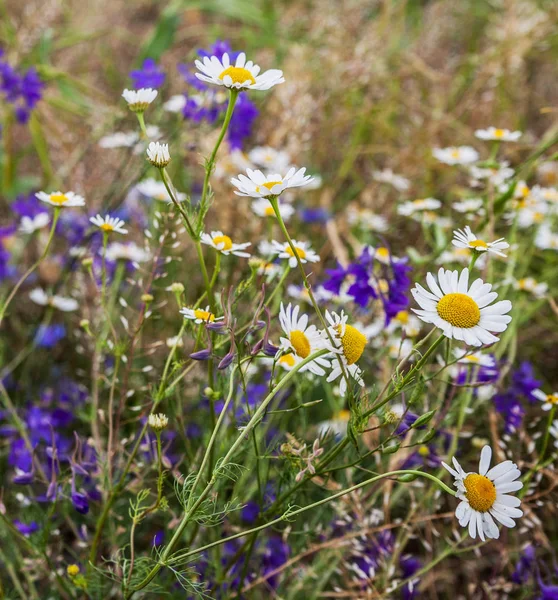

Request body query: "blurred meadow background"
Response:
[1, 0, 558, 598]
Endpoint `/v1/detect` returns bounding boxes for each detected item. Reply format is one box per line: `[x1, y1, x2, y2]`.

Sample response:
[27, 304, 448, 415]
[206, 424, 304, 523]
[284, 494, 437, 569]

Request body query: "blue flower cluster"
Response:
[129, 58, 166, 89]
[0, 49, 44, 123]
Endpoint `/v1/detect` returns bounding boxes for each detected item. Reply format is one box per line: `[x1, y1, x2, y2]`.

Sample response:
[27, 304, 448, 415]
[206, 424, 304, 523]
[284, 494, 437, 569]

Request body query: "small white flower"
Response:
[146, 141, 170, 168]
[452, 226, 509, 257]
[231, 167, 314, 199]
[29, 288, 78, 312]
[513, 277, 548, 299]
[475, 127, 522, 142]
[248, 146, 291, 172]
[411, 267, 512, 347]
[90, 214, 128, 235]
[200, 231, 251, 257]
[148, 413, 169, 431]
[105, 242, 150, 263]
[397, 198, 441, 216]
[470, 163, 515, 187]
[347, 207, 388, 232]
[251, 198, 295, 220]
[372, 168, 410, 191]
[535, 224, 558, 250]
[163, 95, 187, 113]
[442, 445, 523, 541]
[452, 198, 484, 214]
[36, 191, 85, 208]
[433, 146, 479, 166]
[136, 178, 187, 203]
[437, 247, 486, 267]
[180, 305, 223, 324]
[386, 310, 422, 338]
[318, 409, 351, 438]
[277, 303, 330, 376]
[550, 420, 558, 449]
[99, 131, 139, 148]
[19, 213, 50, 234]
[122, 88, 158, 112]
[453, 348, 496, 369]
[166, 335, 184, 348]
[532, 389, 558, 411]
[269, 239, 320, 269]
[195, 52, 284, 91]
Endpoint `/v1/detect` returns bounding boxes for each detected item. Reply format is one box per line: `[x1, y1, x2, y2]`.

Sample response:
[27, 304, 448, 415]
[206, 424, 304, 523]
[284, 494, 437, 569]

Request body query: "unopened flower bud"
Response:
[146, 141, 170, 168]
[67, 564, 80, 577]
[81, 257, 93, 268]
[148, 413, 169, 431]
[141, 293, 154, 303]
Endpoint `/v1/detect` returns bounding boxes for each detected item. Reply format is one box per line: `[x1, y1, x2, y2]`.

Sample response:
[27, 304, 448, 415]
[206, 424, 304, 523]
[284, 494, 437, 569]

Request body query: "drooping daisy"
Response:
[324, 310, 367, 396]
[248, 146, 291, 172]
[251, 198, 295, 221]
[397, 198, 442, 216]
[90, 214, 128, 235]
[146, 141, 170, 168]
[278, 303, 331, 376]
[532, 388, 558, 411]
[29, 288, 78, 312]
[195, 52, 284, 91]
[136, 178, 187, 203]
[36, 191, 85, 208]
[231, 167, 314, 199]
[475, 127, 522, 142]
[372, 168, 410, 191]
[122, 88, 158, 112]
[442, 445, 523, 541]
[200, 231, 251, 257]
[270, 239, 320, 269]
[433, 146, 479, 166]
[180, 305, 223, 325]
[452, 226, 509, 258]
[513, 277, 548, 299]
[105, 242, 150, 263]
[411, 267, 512, 346]
[19, 213, 50, 234]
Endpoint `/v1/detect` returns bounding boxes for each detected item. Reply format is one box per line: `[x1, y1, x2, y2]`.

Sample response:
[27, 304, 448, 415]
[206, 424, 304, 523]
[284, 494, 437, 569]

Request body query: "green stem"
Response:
[136, 112, 148, 139]
[265, 264, 291, 307]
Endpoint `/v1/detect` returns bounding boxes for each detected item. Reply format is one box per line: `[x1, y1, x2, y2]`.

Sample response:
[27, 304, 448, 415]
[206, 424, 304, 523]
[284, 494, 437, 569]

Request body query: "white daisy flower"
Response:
[452, 198, 484, 214]
[372, 245, 397, 265]
[99, 131, 140, 149]
[19, 213, 49, 234]
[513, 277, 548, 299]
[29, 288, 78, 312]
[452, 226, 509, 257]
[146, 141, 170, 168]
[324, 310, 367, 396]
[347, 207, 388, 232]
[386, 310, 422, 338]
[474, 127, 522, 142]
[195, 52, 284, 91]
[437, 247, 486, 268]
[270, 239, 320, 269]
[387, 337, 414, 360]
[318, 409, 351, 438]
[90, 214, 128, 235]
[105, 242, 150, 263]
[231, 167, 314, 199]
[200, 231, 251, 257]
[135, 178, 187, 203]
[411, 267, 512, 346]
[122, 88, 158, 112]
[433, 146, 479, 166]
[397, 198, 442, 216]
[531, 185, 558, 205]
[251, 198, 295, 221]
[248, 257, 282, 278]
[36, 191, 85, 208]
[535, 224, 558, 250]
[453, 348, 496, 369]
[470, 163, 515, 186]
[372, 168, 410, 191]
[180, 305, 223, 325]
[248, 146, 291, 172]
[278, 303, 331, 376]
[163, 95, 187, 113]
[442, 445, 523, 541]
[417, 211, 452, 228]
[532, 389, 558, 411]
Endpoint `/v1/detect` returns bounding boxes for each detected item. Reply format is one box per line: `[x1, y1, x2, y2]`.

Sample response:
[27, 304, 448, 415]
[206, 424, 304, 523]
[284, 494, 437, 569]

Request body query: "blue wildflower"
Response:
[36, 324, 66, 348]
[0, 52, 44, 123]
[129, 58, 165, 89]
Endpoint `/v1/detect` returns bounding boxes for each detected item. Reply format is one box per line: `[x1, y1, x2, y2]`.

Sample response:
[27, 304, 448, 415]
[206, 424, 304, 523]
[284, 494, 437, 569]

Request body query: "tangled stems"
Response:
[0, 207, 61, 326]
[127, 349, 329, 596]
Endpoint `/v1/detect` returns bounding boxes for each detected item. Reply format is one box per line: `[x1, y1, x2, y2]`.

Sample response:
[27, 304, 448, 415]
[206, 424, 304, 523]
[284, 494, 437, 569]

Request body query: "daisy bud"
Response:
[148, 413, 169, 431]
[169, 282, 184, 293]
[67, 564, 80, 577]
[81, 257, 93, 268]
[141, 293, 154, 303]
[146, 141, 170, 168]
[122, 88, 158, 112]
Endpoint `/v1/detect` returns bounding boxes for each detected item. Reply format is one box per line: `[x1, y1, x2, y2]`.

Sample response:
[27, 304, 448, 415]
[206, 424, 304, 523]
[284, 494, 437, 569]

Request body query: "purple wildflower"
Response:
[129, 58, 165, 89]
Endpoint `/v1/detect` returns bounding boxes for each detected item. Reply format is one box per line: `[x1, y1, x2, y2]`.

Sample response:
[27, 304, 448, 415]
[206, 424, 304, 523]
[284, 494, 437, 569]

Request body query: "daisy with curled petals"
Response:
[36, 191, 85, 208]
[324, 310, 367, 396]
[90, 214, 128, 235]
[122, 88, 158, 112]
[442, 445, 523, 541]
[195, 52, 284, 91]
[231, 167, 314, 199]
[532, 388, 558, 411]
[433, 146, 479, 166]
[475, 127, 522, 142]
[201, 231, 251, 258]
[251, 198, 295, 221]
[29, 288, 78, 312]
[277, 303, 331, 376]
[180, 305, 223, 325]
[452, 226, 509, 258]
[270, 239, 320, 269]
[146, 141, 170, 168]
[411, 267, 512, 346]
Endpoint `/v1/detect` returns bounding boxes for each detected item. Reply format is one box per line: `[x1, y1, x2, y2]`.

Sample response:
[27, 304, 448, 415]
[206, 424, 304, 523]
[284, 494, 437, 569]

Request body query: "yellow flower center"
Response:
[376, 247, 390, 260]
[50, 193, 69, 205]
[279, 354, 296, 367]
[193, 309, 215, 322]
[336, 409, 351, 422]
[100, 223, 114, 232]
[518, 278, 534, 291]
[219, 66, 256, 86]
[336, 324, 367, 365]
[213, 235, 233, 251]
[493, 128, 505, 138]
[263, 181, 282, 190]
[264, 206, 275, 216]
[286, 246, 306, 260]
[469, 239, 488, 249]
[463, 355, 480, 363]
[533, 212, 544, 223]
[378, 279, 390, 294]
[67, 564, 80, 577]
[418, 445, 430, 457]
[289, 330, 311, 358]
[546, 394, 558, 404]
[463, 473, 496, 512]
[395, 310, 409, 324]
[437, 293, 481, 328]
[450, 149, 460, 159]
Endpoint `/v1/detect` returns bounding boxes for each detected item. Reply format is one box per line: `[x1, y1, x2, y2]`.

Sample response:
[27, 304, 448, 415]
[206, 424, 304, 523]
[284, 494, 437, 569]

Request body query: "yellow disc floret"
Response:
[493, 129, 505, 138]
[546, 394, 558, 405]
[437, 293, 481, 328]
[469, 240, 488, 249]
[219, 66, 256, 86]
[286, 246, 306, 260]
[194, 309, 215, 322]
[50, 193, 69, 205]
[289, 330, 311, 358]
[464, 473, 496, 512]
[336, 324, 367, 365]
[67, 564, 80, 577]
[213, 235, 233, 251]
[100, 223, 114, 232]
[279, 354, 296, 367]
